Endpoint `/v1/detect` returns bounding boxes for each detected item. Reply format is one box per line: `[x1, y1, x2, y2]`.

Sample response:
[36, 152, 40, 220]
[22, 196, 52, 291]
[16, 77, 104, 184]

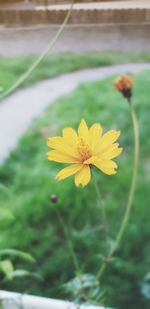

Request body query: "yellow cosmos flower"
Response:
[47, 119, 123, 187]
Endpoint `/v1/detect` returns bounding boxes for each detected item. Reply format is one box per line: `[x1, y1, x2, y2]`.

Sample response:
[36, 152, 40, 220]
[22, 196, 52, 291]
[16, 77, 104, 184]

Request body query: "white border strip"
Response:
[0, 290, 108, 309]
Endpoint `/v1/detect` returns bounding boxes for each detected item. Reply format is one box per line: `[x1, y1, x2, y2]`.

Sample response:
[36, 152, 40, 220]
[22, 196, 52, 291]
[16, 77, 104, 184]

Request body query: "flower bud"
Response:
[114, 75, 133, 101]
[50, 194, 57, 204]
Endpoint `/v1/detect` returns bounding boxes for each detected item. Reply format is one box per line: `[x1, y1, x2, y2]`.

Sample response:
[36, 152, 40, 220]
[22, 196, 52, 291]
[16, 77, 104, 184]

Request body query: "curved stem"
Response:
[93, 172, 108, 236]
[0, 0, 74, 101]
[96, 103, 139, 280]
[55, 206, 81, 275]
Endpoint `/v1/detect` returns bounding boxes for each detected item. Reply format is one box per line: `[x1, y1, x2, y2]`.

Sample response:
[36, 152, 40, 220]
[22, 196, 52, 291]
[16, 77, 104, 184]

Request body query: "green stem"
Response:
[96, 103, 139, 280]
[0, 0, 74, 101]
[93, 172, 108, 236]
[55, 206, 81, 275]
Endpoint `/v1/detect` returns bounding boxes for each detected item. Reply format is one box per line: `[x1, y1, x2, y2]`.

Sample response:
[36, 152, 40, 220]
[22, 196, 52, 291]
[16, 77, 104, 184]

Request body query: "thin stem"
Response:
[93, 172, 108, 236]
[0, 0, 74, 101]
[55, 206, 81, 275]
[96, 103, 139, 280]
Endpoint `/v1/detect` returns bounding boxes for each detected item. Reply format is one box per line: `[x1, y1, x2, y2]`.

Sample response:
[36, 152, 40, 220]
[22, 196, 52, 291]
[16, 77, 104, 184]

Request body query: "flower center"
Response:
[77, 138, 92, 161]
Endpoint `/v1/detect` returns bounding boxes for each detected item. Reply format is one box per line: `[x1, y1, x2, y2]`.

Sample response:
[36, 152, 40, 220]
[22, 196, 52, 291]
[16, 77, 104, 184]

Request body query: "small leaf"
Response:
[0, 208, 14, 222]
[0, 249, 35, 263]
[0, 260, 14, 280]
[7, 269, 43, 281]
[63, 273, 105, 304]
[141, 273, 150, 300]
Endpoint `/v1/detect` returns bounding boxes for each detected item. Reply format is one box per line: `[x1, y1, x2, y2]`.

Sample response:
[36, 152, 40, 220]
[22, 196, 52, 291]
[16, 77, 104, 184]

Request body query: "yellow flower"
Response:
[47, 119, 123, 187]
[114, 75, 133, 100]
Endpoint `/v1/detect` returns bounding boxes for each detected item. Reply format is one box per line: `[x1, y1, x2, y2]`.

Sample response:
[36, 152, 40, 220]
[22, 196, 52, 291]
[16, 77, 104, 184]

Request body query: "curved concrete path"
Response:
[0, 63, 150, 164]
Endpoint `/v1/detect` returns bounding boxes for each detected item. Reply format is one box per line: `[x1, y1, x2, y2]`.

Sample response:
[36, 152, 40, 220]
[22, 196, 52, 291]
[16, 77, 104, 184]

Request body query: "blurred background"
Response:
[0, 1, 150, 309]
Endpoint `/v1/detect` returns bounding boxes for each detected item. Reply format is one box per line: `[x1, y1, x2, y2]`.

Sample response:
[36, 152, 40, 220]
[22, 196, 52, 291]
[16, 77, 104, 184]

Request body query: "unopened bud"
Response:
[114, 75, 133, 101]
[50, 194, 57, 204]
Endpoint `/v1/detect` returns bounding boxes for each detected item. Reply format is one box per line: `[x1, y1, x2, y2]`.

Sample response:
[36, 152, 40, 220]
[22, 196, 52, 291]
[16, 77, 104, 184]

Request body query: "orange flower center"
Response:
[77, 138, 92, 161]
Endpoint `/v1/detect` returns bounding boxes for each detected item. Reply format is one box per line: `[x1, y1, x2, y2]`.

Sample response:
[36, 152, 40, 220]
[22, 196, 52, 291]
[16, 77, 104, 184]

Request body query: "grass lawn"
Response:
[0, 64, 150, 309]
[0, 52, 150, 98]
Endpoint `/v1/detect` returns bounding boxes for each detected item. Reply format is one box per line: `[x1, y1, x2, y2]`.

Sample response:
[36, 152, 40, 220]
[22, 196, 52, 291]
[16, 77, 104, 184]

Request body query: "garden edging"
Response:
[0, 290, 108, 309]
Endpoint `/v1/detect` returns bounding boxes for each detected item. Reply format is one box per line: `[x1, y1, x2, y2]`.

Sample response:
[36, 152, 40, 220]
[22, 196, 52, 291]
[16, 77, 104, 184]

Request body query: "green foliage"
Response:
[141, 273, 150, 300]
[0, 68, 150, 308]
[0, 248, 37, 281]
[63, 274, 105, 304]
[0, 249, 37, 282]
[0, 188, 38, 284]
[0, 208, 14, 223]
[0, 260, 14, 280]
[0, 249, 35, 263]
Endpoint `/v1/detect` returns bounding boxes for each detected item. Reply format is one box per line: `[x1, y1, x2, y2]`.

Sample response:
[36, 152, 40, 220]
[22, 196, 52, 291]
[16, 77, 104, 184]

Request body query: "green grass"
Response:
[0, 52, 150, 97]
[0, 65, 150, 308]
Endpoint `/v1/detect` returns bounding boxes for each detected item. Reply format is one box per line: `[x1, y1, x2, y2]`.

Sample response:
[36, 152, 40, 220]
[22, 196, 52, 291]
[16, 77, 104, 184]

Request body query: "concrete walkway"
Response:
[0, 63, 150, 164]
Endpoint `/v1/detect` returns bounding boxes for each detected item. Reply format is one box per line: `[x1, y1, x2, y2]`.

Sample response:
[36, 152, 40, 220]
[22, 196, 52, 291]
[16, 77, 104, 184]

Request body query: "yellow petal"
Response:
[84, 156, 97, 165]
[75, 165, 91, 187]
[100, 130, 120, 145]
[100, 146, 123, 160]
[47, 137, 79, 159]
[89, 123, 103, 152]
[47, 137, 61, 148]
[78, 119, 89, 143]
[93, 159, 118, 175]
[47, 150, 79, 163]
[63, 127, 78, 143]
[62, 127, 79, 157]
[97, 130, 121, 154]
[56, 164, 83, 180]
